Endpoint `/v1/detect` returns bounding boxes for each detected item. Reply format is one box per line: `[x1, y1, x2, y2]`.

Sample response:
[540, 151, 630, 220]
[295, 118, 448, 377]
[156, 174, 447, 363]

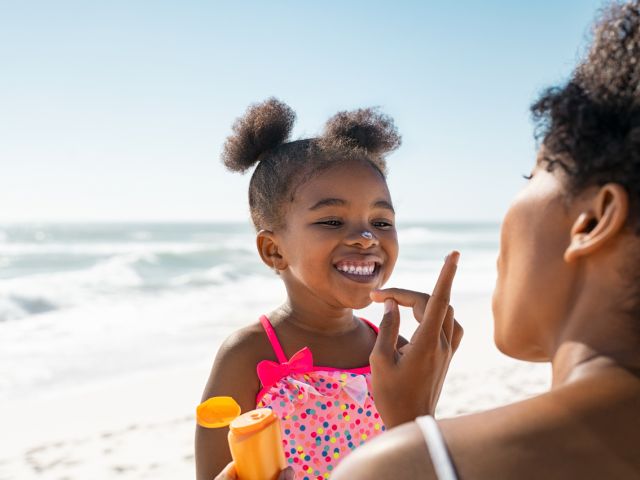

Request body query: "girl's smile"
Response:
[334, 256, 381, 282]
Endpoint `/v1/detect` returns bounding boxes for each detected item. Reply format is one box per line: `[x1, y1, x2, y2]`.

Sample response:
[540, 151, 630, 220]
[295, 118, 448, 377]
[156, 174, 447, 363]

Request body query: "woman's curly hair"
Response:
[221, 98, 401, 230]
[531, 0, 640, 231]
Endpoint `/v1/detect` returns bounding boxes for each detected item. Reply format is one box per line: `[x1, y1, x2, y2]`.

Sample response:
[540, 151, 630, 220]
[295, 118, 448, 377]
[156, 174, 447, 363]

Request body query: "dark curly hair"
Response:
[222, 98, 401, 230]
[531, 0, 640, 231]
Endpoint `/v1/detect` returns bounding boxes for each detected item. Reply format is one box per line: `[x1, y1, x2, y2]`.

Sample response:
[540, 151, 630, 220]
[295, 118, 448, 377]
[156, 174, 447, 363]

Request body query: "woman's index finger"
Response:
[409, 251, 460, 349]
[428, 251, 459, 309]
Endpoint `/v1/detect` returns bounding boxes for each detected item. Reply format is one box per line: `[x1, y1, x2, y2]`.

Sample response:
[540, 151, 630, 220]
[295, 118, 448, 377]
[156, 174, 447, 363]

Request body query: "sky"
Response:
[1, 0, 605, 223]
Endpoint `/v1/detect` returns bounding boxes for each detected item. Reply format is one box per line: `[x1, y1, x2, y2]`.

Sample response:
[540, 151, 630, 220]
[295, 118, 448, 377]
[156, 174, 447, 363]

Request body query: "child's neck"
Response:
[273, 299, 359, 336]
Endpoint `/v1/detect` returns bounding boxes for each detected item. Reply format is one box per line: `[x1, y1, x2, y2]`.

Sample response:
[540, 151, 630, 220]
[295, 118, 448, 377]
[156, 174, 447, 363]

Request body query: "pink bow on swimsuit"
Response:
[257, 347, 314, 389]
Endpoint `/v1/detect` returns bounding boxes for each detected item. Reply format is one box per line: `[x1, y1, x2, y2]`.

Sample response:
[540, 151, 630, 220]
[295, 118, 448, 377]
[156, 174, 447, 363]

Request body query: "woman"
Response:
[333, 1, 640, 478]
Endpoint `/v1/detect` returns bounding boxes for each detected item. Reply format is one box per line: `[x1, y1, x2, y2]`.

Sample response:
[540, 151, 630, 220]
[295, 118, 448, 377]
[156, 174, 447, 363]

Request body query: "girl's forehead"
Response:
[294, 161, 393, 207]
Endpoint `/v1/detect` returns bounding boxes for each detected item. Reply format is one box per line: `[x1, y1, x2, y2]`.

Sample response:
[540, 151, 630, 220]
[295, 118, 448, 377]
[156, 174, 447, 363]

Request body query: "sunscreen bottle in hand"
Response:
[197, 396, 286, 480]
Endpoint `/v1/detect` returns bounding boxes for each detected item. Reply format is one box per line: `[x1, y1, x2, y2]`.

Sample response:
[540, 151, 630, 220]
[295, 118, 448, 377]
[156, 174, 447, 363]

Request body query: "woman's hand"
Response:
[369, 251, 463, 428]
[214, 462, 294, 480]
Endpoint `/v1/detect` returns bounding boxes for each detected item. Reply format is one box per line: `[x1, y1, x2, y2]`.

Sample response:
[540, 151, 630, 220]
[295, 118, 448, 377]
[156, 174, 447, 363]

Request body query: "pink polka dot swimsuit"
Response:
[255, 315, 386, 479]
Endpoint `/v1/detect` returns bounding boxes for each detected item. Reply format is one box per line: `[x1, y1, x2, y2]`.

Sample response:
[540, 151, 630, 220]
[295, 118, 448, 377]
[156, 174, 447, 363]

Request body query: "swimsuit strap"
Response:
[415, 415, 458, 480]
[259, 315, 378, 364]
[259, 315, 288, 363]
[359, 317, 379, 334]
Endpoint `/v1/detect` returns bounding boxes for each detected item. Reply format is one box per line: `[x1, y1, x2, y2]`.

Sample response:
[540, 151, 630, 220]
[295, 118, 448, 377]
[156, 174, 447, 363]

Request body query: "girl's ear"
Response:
[564, 183, 629, 262]
[256, 230, 288, 272]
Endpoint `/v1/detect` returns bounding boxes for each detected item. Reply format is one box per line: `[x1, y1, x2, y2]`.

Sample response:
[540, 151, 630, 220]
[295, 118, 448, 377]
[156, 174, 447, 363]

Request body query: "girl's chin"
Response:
[348, 296, 374, 310]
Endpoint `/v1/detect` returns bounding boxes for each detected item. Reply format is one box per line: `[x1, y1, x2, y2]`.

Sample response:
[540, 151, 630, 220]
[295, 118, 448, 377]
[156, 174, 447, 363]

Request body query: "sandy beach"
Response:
[0, 296, 549, 480]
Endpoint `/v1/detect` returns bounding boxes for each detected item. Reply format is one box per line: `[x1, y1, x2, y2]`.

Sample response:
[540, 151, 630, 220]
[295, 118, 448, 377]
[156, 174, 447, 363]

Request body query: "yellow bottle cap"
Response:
[196, 396, 241, 428]
[229, 408, 277, 435]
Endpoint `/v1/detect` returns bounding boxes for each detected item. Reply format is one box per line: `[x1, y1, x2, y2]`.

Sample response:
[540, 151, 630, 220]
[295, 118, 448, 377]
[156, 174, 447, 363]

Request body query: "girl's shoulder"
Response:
[199, 320, 280, 411]
[215, 320, 279, 370]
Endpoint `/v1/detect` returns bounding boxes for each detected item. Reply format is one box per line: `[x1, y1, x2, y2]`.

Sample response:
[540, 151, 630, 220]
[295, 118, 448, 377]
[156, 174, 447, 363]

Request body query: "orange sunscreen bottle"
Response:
[197, 397, 286, 480]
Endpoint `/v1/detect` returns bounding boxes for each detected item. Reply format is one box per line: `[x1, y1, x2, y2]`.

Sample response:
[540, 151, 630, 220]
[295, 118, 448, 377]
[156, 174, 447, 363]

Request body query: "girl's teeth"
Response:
[337, 264, 375, 276]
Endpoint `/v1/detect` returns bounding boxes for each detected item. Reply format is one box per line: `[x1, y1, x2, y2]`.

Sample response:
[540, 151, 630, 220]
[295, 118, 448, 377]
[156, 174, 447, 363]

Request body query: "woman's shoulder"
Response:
[439, 375, 640, 479]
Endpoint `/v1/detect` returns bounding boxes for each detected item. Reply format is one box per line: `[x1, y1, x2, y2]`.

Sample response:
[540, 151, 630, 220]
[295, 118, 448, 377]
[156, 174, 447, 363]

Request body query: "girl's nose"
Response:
[346, 229, 379, 248]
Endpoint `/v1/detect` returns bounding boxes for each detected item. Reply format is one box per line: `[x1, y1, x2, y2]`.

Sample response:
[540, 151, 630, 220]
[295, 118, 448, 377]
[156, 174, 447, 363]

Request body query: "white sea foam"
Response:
[399, 225, 499, 245]
[0, 241, 224, 256]
[0, 254, 146, 321]
[0, 222, 501, 401]
[169, 264, 237, 287]
[0, 273, 285, 400]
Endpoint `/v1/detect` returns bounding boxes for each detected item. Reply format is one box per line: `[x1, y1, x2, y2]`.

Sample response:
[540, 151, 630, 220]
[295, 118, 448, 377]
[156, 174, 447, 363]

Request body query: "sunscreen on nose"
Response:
[197, 397, 286, 480]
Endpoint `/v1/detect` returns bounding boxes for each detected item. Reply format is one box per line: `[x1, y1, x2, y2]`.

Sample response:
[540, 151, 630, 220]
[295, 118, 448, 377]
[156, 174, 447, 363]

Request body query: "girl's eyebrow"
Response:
[309, 198, 346, 210]
[374, 200, 395, 213]
[309, 198, 395, 213]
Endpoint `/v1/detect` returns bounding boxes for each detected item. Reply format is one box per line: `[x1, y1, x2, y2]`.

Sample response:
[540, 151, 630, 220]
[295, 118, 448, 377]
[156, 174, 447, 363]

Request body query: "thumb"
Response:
[371, 299, 400, 364]
[216, 462, 237, 480]
[279, 467, 295, 480]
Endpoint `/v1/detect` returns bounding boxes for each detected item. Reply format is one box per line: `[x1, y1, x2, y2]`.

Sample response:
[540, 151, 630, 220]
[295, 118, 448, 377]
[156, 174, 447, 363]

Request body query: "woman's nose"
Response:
[346, 228, 379, 248]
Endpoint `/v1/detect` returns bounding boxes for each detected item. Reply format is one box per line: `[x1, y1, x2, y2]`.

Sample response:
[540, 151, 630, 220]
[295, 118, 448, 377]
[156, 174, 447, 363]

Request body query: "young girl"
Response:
[195, 98, 405, 479]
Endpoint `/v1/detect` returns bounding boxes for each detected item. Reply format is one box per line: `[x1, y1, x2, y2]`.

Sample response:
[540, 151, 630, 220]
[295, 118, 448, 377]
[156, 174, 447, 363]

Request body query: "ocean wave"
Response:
[399, 226, 499, 246]
[170, 264, 241, 287]
[0, 223, 500, 325]
[0, 249, 271, 322]
[130, 230, 152, 241]
[0, 294, 58, 321]
[0, 241, 249, 256]
[0, 296, 30, 321]
[0, 254, 145, 322]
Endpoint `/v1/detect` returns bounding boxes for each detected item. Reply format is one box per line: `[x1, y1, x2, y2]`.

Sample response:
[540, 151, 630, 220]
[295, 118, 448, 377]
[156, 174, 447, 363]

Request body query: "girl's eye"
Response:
[522, 173, 533, 180]
[372, 220, 393, 229]
[317, 220, 343, 227]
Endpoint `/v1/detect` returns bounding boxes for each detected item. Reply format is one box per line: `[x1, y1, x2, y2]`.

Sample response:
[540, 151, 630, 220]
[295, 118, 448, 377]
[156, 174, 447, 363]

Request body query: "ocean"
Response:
[0, 221, 502, 402]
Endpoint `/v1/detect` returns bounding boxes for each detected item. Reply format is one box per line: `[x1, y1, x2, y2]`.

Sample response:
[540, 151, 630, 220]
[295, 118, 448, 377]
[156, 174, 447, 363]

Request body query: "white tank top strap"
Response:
[415, 415, 458, 480]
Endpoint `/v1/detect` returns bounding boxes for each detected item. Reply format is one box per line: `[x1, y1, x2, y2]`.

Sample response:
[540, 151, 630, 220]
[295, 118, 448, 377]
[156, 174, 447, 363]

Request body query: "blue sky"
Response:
[1, 0, 604, 222]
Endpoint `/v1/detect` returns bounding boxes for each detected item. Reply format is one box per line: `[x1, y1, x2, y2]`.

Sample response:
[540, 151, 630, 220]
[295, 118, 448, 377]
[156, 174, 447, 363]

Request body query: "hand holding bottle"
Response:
[214, 462, 294, 480]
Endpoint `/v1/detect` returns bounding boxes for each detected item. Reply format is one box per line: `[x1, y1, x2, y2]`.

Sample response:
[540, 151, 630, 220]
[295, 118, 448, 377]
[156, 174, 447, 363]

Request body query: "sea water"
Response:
[0, 222, 503, 402]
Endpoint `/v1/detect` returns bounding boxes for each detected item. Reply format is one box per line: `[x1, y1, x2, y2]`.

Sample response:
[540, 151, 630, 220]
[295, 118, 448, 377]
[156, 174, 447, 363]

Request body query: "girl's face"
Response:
[492, 152, 576, 361]
[275, 159, 399, 310]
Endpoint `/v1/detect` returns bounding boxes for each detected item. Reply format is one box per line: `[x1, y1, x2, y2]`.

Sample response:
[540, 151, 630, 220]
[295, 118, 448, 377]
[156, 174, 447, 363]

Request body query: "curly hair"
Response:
[531, 0, 640, 231]
[221, 98, 401, 230]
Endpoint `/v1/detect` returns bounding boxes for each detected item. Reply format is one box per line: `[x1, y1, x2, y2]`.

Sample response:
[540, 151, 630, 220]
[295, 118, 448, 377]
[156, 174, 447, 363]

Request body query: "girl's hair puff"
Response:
[222, 98, 401, 230]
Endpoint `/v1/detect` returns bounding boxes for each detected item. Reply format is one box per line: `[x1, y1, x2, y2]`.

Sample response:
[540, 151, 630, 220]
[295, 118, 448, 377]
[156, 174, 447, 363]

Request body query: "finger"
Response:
[443, 306, 455, 345]
[370, 299, 400, 366]
[451, 320, 464, 353]
[217, 462, 237, 480]
[279, 467, 295, 480]
[371, 288, 429, 322]
[411, 251, 460, 349]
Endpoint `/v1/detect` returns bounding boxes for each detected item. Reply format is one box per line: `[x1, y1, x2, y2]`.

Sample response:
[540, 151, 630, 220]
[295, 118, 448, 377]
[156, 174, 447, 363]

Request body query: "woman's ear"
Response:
[256, 230, 288, 272]
[564, 183, 629, 262]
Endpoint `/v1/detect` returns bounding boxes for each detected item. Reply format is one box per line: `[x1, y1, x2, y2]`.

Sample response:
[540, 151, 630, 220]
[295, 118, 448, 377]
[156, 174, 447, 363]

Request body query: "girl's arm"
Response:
[195, 328, 265, 480]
